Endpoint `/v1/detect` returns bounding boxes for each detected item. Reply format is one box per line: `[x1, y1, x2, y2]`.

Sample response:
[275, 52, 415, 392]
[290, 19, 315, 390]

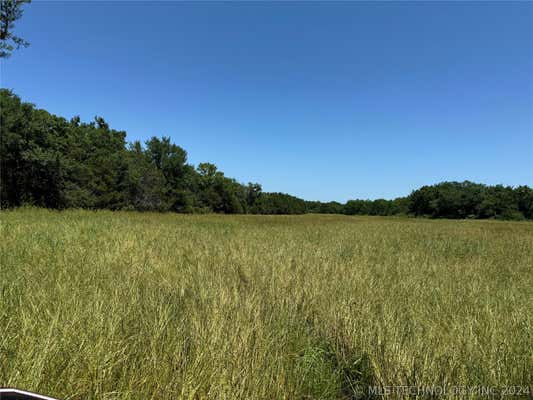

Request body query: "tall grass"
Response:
[1, 209, 532, 399]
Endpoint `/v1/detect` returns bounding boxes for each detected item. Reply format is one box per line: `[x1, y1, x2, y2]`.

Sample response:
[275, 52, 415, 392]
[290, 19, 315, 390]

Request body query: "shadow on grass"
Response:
[297, 337, 378, 400]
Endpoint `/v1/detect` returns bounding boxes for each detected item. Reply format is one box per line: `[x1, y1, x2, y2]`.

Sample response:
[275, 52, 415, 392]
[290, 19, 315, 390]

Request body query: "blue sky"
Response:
[2, 1, 532, 201]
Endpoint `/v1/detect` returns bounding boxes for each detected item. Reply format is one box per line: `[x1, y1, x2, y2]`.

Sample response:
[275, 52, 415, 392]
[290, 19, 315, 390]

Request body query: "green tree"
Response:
[0, 0, 30, 58]
[515, 186, 533, 219]
[0, 90, 65, 208]
[2, 90, 532, 220]
[246, 183, 262, 209]
[124, 141, 166, 211]
[145, 136, 191, 211]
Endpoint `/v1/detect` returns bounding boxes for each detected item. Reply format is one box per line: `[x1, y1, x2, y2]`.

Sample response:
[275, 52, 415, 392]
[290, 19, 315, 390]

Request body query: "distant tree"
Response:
[145, 136, 190, 211]
[251, 193, 306, 214]
[306, 201, 344, 214]
[0, 90, 65, 208]
[0, 0, 30, 58]
[195, 163, 247, 213]
[197, 162, 219, 179]
[246, 183, 262, 208]
[515, 185, 533, 219]
[407, 181, 527, 220]
[1, 90, 531, 219]
[69, 116, 129, 209]
[477, 184, 521, 220]
[218, 178, 246, 214]
[124, 141, 166, 211]
[390, 197, 409, 215]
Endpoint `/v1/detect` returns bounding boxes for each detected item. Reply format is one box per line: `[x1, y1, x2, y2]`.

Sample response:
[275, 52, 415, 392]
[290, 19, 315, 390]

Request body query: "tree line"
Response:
[1, 89, 532, 219]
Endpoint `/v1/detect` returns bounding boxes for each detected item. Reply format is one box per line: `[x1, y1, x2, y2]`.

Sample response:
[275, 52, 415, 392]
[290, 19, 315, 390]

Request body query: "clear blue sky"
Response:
[2, 1, 532, 201]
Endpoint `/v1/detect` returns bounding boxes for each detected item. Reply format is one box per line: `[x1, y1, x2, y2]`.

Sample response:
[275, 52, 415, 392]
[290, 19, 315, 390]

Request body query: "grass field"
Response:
[1, 209, 532, 399]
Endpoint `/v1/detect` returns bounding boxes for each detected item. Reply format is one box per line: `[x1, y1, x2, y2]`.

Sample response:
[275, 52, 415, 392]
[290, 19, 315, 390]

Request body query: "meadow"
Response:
[1, 208, 532, 399]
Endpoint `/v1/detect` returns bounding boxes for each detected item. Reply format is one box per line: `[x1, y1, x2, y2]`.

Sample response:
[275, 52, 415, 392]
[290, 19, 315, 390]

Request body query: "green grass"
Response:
[1, 209, 532, 399]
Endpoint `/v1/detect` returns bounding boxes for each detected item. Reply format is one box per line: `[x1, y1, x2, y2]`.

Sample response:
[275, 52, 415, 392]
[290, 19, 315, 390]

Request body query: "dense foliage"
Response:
[1, 89, 532, 219]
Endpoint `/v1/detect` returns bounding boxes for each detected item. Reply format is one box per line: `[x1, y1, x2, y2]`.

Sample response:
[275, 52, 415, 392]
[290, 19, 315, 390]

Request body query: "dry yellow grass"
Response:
[1, 209, 532, 399]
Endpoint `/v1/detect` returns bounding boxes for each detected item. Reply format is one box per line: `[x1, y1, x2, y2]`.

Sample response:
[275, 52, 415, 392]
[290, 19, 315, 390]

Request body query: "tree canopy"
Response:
[1, 90, 531, 220]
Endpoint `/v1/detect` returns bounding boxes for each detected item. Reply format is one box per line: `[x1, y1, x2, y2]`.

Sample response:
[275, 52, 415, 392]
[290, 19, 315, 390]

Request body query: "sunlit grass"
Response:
[1, 209, 532, 399]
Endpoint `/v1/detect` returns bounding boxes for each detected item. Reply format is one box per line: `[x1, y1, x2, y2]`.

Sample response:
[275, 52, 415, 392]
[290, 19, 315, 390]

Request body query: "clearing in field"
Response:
[1, 209, 532, 399]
